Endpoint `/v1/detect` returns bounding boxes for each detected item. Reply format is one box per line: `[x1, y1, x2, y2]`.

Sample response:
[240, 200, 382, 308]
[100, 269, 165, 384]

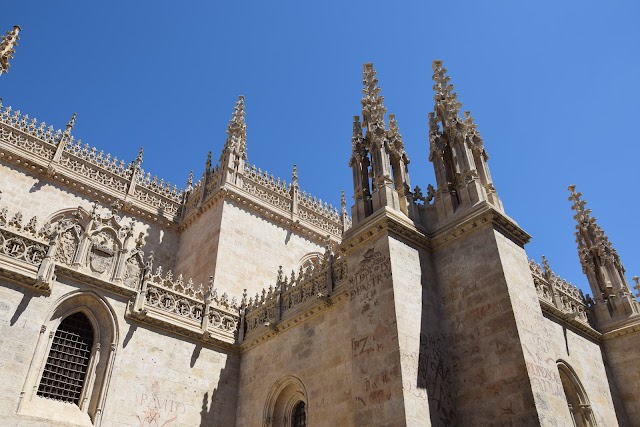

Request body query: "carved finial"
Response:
[633, 277, 640, 296]
[0, 25, 21, 76]
[277, 266, 284, 284]
[351, 115, 364, 157]
[186, 170, 194, 191]
[205, 151, 212, 172]
[541, 255, 550, 275]
[66, 113, 77, 131]
[205, 276, 215, 303]
[74, 205, 84, 222]
[291, 164, 298, 185]
[361, 63, 386, 132]
[220, 95, 247, 162]
[241, 289, 248, 309]
[135, 147, 144, 167]
[145, 251, 154, 272]
[341, 190, 346, 212]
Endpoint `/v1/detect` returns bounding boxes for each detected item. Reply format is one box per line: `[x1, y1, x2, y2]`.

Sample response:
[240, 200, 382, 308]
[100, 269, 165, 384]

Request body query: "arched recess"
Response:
[17, 290, 119, 427]
[263, 375, 308, 427]
[298, 252, 322, 275]
[557, 360, 598, 427]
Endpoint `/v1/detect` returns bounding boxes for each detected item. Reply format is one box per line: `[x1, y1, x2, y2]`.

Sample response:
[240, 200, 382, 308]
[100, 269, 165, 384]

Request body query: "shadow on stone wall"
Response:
[10, 291, 35, 325]
[199, 356, 238, 427]
[418, 249, 457, 427]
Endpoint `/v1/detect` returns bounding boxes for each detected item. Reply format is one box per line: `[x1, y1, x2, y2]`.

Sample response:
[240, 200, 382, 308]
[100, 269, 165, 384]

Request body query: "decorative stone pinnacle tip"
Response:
[568, 184, 576, 192]
[363, 63, 374, 71]
[433, 60, 443, 69]
[13, 25, 21, 31]
[353, 116, 360, 122]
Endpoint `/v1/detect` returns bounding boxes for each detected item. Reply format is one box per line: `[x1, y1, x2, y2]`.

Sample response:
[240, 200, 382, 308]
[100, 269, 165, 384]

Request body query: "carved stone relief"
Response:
[89, 230, 117, 276]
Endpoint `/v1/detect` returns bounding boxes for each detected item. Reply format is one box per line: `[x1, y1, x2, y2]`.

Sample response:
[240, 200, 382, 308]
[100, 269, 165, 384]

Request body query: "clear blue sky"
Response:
[2, 1, 639, 297]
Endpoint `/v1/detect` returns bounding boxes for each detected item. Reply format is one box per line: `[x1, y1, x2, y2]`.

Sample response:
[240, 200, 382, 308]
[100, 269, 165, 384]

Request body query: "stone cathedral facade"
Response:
[1, 26, 640, 427]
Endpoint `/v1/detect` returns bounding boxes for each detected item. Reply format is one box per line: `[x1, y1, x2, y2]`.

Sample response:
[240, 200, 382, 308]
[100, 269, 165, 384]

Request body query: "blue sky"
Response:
[2, 1, 639, 297]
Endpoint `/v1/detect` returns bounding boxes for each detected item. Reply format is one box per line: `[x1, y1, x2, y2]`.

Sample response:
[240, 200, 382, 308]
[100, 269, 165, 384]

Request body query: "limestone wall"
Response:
[236, 299, 353, 427]
[431, 223, 573, 426]
[174, 202, 224, 288]
[541, 315, 619, 425]
[0, 277, 238, 427]
[387, 235, 444, 426]
[602, 331, 640, 426]
[212, 200, 325, 298]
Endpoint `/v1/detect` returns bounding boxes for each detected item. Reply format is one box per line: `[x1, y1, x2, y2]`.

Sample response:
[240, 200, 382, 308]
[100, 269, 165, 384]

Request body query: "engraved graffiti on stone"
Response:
[349, 248, 391, 315]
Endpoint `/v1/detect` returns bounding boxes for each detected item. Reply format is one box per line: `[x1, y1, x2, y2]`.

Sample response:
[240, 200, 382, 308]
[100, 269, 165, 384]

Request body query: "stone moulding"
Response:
[0, 103, 348, 237]
[240, 251, 349, 350]
[127, 266, 240, 349]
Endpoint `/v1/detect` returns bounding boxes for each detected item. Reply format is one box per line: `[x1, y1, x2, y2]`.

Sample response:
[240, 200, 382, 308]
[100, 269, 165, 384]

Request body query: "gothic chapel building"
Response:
[1, 26, 640, 427]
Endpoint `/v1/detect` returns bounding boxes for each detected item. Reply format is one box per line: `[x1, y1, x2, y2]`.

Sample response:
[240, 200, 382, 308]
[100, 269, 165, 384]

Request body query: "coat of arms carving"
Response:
[89, 231, 116, 274]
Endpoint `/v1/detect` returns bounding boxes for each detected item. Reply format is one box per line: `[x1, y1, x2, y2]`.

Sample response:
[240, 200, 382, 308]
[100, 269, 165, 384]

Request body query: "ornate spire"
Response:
[291, 164, 298, 186]
[568, 185, 623, 278]
[568, 185, 639, 325]
[220, 95, 247, 163]
[387, 114, 407, 160]
[428, 60, 503, 219]
[432, 60, 462, 130]
[0, 25, 21, 76]
[60, 112, 77, 141]
[361, 63, 387, 133]
[341, 190, 346, 214]
[205, 151, 212, 173]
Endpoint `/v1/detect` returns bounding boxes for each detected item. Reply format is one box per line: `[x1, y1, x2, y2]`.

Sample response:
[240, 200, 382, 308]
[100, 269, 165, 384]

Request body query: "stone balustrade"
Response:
[242, 251, 338, 338]
[529, 258, 590, 324]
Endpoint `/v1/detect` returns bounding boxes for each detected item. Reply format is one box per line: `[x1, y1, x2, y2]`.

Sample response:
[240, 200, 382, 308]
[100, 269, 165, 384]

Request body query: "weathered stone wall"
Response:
[236, 299, 353, 427]
[541, 315, 619, 425]
[346, 236, 406, 425]
[213, 200, 325, 298]
[387, 234, 444, 426]
[174, 202, 224, 288]
[602, 331, 640, 426]
[0, 161, 179, 272]
[0, 277, 238, 427]
[431, 222, 574, 426]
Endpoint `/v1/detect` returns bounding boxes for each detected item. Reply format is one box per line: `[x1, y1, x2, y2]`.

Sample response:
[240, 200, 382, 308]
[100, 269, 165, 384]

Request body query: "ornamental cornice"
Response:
[597, 316, 640, 339]
[239, 282, 349, 352]
[429, 203, 531, 250]
[179, 181, 342, 246]
[539, 298, 601, 341]
[125, 302, 239, 353]
[340, 202, 530, 256]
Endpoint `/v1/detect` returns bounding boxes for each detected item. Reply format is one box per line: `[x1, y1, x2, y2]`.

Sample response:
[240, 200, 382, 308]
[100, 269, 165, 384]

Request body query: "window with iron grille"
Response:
[292, 401, 306, 427]
[37, 312, 94, 405]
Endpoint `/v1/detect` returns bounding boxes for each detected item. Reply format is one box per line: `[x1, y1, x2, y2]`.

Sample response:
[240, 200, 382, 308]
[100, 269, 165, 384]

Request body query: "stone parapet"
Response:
[529, 258, 591, 324]
[240, 249, 348, 347]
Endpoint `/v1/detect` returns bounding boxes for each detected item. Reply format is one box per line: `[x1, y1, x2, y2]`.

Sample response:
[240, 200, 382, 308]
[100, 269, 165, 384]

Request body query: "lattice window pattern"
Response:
[37, 312, 94, 405]
[292, 401, 306, 427]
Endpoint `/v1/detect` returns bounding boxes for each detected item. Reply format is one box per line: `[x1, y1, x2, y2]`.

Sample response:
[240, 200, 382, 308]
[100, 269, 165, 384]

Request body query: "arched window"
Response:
[264, 375, 308, 427]
[292, 401, 306, 427]
[557, 360, 598, 427]
[37, 312, 95, 405]
[17, 291, 118, 426]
